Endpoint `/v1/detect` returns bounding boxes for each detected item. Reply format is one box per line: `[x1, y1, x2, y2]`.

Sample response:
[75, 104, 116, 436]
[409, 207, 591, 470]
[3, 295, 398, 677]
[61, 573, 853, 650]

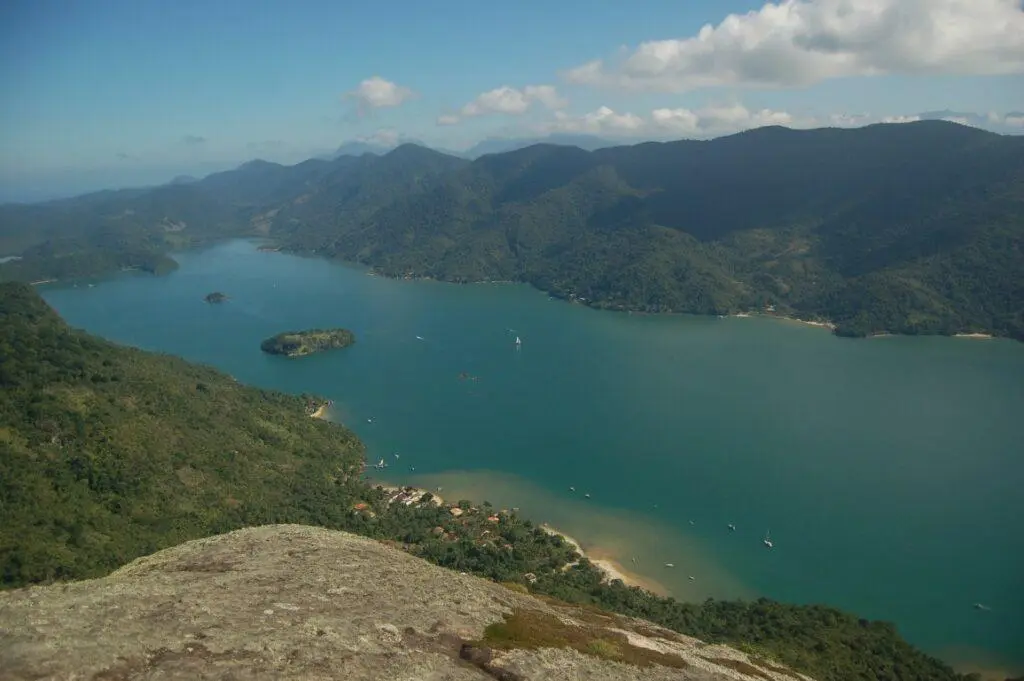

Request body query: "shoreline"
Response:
[731, 312, 837, 331]
[309, 401, 331, 419]
[540, 524, 669, 596]
[953, 332, 994, 339]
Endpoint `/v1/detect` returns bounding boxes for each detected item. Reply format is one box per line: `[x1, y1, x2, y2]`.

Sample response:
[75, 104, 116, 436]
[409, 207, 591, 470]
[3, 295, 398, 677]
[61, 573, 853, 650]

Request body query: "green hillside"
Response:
[0, 282, 977, 680]
[2, 121, 1021, 338]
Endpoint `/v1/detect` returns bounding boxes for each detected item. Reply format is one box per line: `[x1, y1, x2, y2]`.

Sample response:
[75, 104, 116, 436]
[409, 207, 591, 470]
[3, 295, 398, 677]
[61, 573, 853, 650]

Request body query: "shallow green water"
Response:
[40, 240, 1024, 673]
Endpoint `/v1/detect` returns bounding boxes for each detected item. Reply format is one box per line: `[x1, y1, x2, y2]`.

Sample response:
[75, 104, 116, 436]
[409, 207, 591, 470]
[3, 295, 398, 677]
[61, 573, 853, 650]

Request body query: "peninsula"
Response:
[260, 327, 355, 357]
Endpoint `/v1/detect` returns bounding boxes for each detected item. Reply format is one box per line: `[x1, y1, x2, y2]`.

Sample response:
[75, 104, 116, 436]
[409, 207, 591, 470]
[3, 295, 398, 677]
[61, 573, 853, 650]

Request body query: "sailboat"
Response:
[514, 335, 522, 347]
[374, 458, 387, 470]
[763, 530, 773, 549]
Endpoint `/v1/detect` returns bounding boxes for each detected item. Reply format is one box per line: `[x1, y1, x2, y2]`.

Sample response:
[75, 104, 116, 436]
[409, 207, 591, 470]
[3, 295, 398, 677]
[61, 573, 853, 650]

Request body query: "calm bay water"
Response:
[40, 240, 1024, 674]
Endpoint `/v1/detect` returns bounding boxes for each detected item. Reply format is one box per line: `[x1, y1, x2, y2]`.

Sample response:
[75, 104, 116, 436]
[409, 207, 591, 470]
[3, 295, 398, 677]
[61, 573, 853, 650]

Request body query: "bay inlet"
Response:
[40, 239, 1024, 675]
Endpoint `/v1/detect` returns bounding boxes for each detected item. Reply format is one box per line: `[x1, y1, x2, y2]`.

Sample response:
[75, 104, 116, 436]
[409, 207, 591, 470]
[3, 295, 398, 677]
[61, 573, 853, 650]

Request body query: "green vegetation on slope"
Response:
[2, 121, 1021, 340]
[260, 328, 356, 357]
[0, 282, 979, 680]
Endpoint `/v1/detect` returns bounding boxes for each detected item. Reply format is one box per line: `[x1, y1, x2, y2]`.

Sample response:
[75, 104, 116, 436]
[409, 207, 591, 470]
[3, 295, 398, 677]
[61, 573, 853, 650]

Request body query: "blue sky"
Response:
[1, 0, 1022, 200]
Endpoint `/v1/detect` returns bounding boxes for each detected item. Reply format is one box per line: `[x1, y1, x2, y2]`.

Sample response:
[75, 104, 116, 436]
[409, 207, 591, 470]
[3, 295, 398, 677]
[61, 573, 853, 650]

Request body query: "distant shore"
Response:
[540, 524, 669, 596]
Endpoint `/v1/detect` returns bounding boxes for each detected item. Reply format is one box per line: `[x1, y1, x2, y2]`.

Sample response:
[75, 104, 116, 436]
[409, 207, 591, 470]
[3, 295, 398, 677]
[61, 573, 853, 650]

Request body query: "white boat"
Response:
[416, 336, 424, 340]
[515, 335, 522, 346]
[728, 523, 736, 532]
[584, 493, 591, 499]
[664, 563, 675, 568]
[763, 531, 773, 549]
[569, 486, 575, 492]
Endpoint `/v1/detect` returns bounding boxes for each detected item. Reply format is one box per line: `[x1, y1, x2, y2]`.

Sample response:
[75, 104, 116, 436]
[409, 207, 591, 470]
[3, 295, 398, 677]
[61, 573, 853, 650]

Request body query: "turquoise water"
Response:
[40, 240, 1024, 674]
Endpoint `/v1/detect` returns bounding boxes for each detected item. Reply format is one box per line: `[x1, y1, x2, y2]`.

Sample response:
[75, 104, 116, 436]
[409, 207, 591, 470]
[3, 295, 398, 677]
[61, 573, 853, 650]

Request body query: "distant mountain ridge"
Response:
[1, 120, 1022, 339]
[463, 133, 620, 158]
[315, 133, 620, 161]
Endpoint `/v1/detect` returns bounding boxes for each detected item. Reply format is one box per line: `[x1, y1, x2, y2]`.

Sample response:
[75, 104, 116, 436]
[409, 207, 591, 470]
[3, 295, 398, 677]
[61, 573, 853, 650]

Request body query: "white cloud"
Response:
[1006, 114, 1024, 127]
[522, 85, 568, 110]
[441, 84, 568, 125]
[564, 0, 1024, 92]
[879, 115, 921, 124]
[652, 104, 795, 134]
[463, 86, 532, 116]
[542, 104, 794, 137]
[344, 76, 415, 110]
[544, 106, 646, 135]
[536, 104, 1001, 139]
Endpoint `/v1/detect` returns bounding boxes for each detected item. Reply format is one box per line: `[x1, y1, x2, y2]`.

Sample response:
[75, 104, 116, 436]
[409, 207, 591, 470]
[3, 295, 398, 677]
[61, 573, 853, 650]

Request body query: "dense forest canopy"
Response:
[0, 282, 980, 680]
[1, 120, 1021, 339]
[260, 328, 356, 356]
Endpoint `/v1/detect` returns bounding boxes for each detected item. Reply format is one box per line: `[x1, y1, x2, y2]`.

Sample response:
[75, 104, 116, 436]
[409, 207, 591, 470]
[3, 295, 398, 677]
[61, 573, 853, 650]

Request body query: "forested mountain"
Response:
[0, 283, 976, 681]
[2, 121, 1021, 339]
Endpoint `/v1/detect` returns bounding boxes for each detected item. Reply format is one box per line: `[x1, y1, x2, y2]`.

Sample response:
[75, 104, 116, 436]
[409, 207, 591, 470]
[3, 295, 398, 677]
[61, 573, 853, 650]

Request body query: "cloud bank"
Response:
[564, 0, 1024, 91]
[537, 104, 1024, 139]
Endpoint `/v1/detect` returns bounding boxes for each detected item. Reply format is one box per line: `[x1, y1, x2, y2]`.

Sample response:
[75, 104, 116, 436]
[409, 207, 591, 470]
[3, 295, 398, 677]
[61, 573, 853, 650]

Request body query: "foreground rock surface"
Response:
[0, 525, 813, 680]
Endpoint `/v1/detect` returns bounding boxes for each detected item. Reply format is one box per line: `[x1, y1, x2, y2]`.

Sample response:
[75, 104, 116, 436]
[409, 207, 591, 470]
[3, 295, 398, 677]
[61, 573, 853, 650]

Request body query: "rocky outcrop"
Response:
[0, 525, 813, 681]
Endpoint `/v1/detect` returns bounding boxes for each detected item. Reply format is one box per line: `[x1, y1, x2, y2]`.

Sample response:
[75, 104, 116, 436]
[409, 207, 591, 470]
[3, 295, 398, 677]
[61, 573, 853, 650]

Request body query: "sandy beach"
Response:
[541, 524, 669, 596]
[310, 403, 329, 419]
[730, 312, 836, 330]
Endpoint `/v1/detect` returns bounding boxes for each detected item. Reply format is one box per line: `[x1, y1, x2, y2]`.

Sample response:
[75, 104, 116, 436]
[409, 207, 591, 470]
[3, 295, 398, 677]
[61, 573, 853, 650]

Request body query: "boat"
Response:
[416, 335, 424, 340]
[374, 458, 387, 470]
[763, 531, 773, 549]
[688, 575, 695, 581]
[973, 603, 991, 611]
[728, 523, 736, 532]
[584, 493, 591, 499]
[569, 486, 575, 492]
[664, 563, 674, 568]
[515, 335, 522, 346]
[394, 453, 400, 459]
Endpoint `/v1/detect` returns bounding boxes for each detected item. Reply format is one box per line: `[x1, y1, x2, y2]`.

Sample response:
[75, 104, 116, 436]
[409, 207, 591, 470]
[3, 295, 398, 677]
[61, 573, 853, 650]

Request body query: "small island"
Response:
[204, 292, 228, 303]
[260, 328, 355, 357]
